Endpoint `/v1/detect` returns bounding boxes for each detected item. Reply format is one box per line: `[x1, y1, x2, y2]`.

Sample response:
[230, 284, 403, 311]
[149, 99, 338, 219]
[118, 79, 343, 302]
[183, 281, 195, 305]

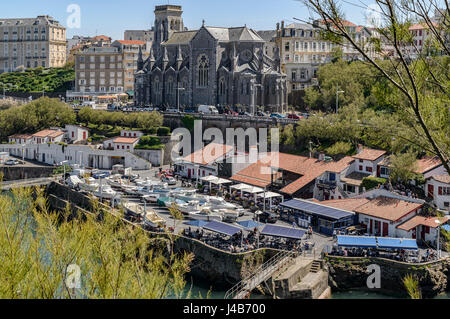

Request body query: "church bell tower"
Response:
[153, 5, 184, 58]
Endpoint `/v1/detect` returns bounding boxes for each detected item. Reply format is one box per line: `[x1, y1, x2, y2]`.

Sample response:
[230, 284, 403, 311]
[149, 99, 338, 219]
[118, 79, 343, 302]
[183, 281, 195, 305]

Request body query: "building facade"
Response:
[135, 5, 287, 112]
[275, 20, 378, 93]
[0, 15, 66, 73]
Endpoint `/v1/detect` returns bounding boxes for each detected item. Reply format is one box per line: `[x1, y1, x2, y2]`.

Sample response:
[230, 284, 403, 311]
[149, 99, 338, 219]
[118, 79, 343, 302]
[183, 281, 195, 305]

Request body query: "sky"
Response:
[0, 0, 379, 40]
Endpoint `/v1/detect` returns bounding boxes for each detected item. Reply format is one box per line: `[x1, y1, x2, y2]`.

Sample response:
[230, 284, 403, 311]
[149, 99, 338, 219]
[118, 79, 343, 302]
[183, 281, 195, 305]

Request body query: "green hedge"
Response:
[362, 177, 387, 191]
[157, 127, 171, 136]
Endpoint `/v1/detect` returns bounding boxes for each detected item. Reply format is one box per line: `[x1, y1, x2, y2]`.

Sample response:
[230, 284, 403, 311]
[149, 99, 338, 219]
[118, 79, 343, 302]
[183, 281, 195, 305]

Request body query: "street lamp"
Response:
[435, 219, 441, 259]
[176, 85, 185, 113]
[336, 86, 345, 113]
[59, 160, 69, 185]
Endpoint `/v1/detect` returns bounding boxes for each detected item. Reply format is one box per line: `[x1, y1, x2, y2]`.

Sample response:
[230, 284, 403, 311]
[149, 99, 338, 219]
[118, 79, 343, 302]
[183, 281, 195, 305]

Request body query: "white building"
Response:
[120, 130, 144, 138]
[32, 129, 65, 144]
[65, 125, 89, 143]
[8, 134, 33, 145]
[174, 143, 235, 179]
[396, 215, 449, 245]
[103, 137, 140, 152]
[0, 143, 150, 170]
[425, 175, 450, 212]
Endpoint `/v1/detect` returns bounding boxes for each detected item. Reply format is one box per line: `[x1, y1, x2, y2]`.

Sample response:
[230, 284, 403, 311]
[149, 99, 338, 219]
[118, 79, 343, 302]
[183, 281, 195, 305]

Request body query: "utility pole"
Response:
[176, 85, 185, 113]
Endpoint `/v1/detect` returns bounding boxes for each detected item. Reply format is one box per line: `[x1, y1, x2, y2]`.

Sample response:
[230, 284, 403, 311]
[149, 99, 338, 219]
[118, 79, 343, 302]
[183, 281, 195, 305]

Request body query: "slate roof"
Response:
[205, 26, 264, 42]
[162, 31, 198, 45]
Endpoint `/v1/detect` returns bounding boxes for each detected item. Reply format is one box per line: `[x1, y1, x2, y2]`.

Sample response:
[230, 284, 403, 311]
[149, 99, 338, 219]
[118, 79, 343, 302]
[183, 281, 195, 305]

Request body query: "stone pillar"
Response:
[250, 78, 256, 116]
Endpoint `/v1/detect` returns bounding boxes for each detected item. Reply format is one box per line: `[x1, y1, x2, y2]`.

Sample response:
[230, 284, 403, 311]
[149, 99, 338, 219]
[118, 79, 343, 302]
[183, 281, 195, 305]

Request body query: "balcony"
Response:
[316, 179, 337, 189]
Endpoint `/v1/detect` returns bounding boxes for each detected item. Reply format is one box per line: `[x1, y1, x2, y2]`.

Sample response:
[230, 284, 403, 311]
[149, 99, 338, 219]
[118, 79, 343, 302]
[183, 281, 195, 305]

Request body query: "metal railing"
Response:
[224, 250, 297, 299]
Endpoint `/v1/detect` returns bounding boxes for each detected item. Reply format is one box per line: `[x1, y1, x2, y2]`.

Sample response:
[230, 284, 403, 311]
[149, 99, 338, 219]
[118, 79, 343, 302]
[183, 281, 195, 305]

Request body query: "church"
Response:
[134, 5, 287, 112]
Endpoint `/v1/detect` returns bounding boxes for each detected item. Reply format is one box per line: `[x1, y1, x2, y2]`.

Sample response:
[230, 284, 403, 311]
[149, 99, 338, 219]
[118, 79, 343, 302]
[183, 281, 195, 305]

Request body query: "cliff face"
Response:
[326, 256, 450, 298]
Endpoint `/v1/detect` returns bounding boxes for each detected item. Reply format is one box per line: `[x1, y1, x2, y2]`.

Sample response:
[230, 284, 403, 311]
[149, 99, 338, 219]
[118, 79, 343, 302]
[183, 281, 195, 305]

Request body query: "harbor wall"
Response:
[45, 182, 279, 287]
[0, 165, 55, 181]
[326, 255, 450, 298]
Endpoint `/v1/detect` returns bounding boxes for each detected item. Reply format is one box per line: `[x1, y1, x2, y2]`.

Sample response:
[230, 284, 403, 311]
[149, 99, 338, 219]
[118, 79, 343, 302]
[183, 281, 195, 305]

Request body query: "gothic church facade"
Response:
[134, 5, 287, 112]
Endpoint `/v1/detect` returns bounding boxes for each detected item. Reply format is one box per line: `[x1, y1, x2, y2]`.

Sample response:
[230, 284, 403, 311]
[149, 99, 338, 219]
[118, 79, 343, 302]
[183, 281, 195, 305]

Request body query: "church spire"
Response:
[162, 46, 169, 70]
[149, 49, 155, 69]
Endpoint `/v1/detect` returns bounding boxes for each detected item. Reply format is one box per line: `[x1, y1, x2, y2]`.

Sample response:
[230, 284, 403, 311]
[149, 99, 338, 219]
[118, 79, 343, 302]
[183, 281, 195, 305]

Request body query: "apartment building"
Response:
[124, 29, 154, 52]
[0, 15, 66, 73]
[112, 40, 148, 94]
[69, 46, 124, 101]
[275, 20, 378, 93]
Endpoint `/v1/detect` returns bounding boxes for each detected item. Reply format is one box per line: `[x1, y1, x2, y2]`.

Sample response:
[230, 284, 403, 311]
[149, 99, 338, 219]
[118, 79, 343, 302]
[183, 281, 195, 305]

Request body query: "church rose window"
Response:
[197, 54, 209, 87]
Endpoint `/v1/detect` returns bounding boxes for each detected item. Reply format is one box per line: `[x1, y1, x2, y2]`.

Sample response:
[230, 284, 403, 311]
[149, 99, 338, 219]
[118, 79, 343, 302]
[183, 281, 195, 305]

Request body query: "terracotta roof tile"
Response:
[431, 175, 450, 184]
[319, 198, 370, 211]
[9, 134, 33, 139]
[415, 156, 442, 174]
[397, 216, 449, 231]
[113, 137, 139, 144]
[116, 40, 146, 45]
[353, 148, 386, 161]
[354, 196, 423, 222]
[32, 129, 62, 138]
[183, 143, 234, 165]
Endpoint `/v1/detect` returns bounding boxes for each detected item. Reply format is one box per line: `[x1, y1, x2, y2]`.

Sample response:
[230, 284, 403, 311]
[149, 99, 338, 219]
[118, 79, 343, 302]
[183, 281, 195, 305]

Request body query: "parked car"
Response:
[92, 171, 111, 179]
[161, 176, 177, 185]
[270, 113, 285, 119]
[288, 113, 301, 120]
[198, 105, 219, 114]
[166, 108, 179, 113]
[258, 211, 278, 224]
[4, 159, 19, 166]
[257, 111, 269, 117]
[239, 111, 252, 116]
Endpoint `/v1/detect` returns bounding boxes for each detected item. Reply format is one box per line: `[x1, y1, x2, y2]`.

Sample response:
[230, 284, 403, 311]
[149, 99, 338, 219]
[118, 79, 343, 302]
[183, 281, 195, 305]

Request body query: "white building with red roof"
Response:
[32, 129, 65, 144]
[103, 137, 140, 151]
[425, 175, 450, 211]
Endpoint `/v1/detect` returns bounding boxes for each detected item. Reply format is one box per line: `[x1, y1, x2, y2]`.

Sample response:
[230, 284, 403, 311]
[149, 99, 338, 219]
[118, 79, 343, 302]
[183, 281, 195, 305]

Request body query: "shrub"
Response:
[362, 177, 387, 191]
[157, 127, 171, 136]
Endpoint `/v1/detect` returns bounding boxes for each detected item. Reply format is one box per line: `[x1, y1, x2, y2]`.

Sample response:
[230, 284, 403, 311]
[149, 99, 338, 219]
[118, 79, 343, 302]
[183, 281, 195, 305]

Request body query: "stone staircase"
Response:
[310, 260, 321, 273]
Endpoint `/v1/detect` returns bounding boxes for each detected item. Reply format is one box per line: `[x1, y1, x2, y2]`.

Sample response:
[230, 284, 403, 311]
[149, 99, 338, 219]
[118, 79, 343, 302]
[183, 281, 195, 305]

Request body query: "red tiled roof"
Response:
[319, 198, 370, 211]
[354, 196, 422, 222]
[183, 143, 234, 165]
[397, 216, 449, 231]
[415, 156, 442, 174]
[409, 22, 438, 30]
[431, 175, 450, 184]
[48, 131, 65, 138]
[353, 148, 386, 161]
[230, 152, 354, 195]
[9, 134, 32, 140]
[32, 129, 62, 138]
[116, 40, 146, 45]
[113, 137, 139, 144]
[92, 35, 111, 41]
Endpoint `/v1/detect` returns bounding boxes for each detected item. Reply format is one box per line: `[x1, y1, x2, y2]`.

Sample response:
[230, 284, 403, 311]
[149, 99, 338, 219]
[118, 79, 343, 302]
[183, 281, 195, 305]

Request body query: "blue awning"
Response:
[281, 199, 354, 221]
[184, 220, 209, 227]
[337, 235, 377, 248]
[203, 221, 241, 236]
[236, 220, 264, 230]
[261, 224, 305, 240]
[376, 237, 418, 250]
[443, 224, 450, 232]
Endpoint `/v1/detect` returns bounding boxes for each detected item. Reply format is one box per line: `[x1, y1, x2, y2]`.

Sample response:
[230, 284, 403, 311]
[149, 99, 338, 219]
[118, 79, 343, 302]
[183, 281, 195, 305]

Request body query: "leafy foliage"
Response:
[361, 177, 387, 191]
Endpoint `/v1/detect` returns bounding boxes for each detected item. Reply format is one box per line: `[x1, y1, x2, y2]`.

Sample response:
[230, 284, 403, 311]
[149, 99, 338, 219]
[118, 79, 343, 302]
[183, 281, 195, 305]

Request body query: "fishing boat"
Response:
[122, 202, 165, 228]
[188, 209, 223, 222]
[141, 193, 161, 203]
[78, 177, 99, 192]
[107, 174, 127, 188]
[173, 189, 208, 203]
[176, 200, 211, 215]
[93, 185, 120, 200]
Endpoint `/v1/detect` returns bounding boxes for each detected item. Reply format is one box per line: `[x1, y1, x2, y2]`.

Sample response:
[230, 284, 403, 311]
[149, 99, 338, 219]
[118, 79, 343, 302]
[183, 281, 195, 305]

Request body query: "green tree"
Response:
[389, 150, 418, 183]
[402, 274, 422, 299]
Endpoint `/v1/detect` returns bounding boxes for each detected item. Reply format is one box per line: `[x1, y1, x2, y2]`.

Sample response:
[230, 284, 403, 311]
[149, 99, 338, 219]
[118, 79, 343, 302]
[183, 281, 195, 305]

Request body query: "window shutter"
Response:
[438, 187, 443, 195]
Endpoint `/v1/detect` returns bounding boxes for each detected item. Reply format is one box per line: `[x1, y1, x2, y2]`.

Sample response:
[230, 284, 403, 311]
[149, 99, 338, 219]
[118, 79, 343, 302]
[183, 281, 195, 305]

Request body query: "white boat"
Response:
[122, 202, 165, 228]
[177, 200, 211, 215]
[218, 209, 240, 222]
[78, 177, 99, 192]
[173, 190, 208, 203]
[121, 185, 138, 195]
[107, 174, 127, 188]
[188, 209, 223, 222]
[66, 175, 82, 188]
[93, 185, 120, 200]
[207, 196, 239, 210]
[141, 193, 161, 203]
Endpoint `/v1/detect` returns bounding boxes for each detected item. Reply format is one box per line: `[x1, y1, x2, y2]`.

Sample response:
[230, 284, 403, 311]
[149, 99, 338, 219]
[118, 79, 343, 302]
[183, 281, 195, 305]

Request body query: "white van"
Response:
[198, 105, 219, 115]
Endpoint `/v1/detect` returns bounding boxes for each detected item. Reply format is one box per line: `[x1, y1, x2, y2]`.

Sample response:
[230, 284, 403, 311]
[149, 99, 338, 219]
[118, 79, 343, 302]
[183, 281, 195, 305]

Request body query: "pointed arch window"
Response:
[197, 55, 209, 87]
[219, 77, 226, 96]
[167, 76, 174, 94]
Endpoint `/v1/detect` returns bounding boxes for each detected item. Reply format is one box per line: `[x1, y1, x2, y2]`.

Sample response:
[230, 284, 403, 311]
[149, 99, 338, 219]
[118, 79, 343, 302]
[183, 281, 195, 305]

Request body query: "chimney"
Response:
[357, 144, 364, 154]
[276, 22, 280, 31]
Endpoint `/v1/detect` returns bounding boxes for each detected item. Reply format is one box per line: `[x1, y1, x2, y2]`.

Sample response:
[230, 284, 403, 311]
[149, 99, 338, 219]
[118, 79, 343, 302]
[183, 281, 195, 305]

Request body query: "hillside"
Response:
[0, 66, 75, 93]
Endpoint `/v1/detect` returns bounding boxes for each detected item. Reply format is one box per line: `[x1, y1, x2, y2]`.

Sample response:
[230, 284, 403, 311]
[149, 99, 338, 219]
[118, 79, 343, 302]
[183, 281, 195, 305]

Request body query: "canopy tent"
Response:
[336, 235, 419, 250]
[184, 220, 209, 227]
[236, 220, 264, 230]
[376, 237, 418, 250]
[230, 183, 253, 197]
[261, 224, 305, 240]
[212, 178, 232, 185]
[337, 235, 377, 248]
[257, 191, 284, 209]
[203, 221, 242, 236]
[243, 186, 264, 194]
[281, 199, 354, 221]
[201, 175, 219, 191]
